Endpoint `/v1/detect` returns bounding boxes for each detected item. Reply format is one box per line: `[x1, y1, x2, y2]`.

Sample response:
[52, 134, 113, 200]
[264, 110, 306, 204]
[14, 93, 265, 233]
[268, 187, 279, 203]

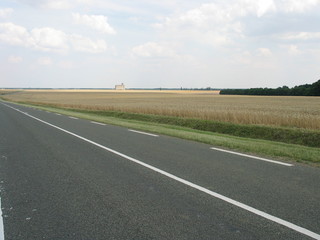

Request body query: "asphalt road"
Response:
[0, 101, 319, 240]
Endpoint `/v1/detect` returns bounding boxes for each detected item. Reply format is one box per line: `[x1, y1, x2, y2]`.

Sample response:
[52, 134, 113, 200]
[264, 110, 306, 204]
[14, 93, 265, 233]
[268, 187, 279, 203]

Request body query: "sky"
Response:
[0, 0, 320, 89]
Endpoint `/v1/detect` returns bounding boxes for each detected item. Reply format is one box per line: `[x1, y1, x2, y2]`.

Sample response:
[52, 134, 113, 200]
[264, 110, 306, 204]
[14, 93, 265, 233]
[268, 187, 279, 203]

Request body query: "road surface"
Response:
[0, 101, 319, 239]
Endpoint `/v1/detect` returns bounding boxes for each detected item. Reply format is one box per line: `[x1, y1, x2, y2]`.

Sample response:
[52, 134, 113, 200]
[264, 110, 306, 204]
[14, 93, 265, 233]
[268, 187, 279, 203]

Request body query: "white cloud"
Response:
[132, 42, 177, 58]
[280, 32, 320, 40]
[41, 1, 72, 9]
[202, 31, 234, 47]
[257, 48, 273, 57]
[277, 0, 320, 13]
[158, 1, 277, 30]
[0, 22, 33, 47]
[155, 1, 277, 48]
[286, 44, 303, 55]
[72, 13, 116, 34]
[255, 0, 277, 17]
[31, 27, 69, 52]
[70, 34, 107, 53]
[0, 8, 13, 18]
[0, 22, 108, 53]
[15, 0, 78, 9]
[155, 0, 320, 49]
[37, 57, 53, 65]
[8, 55, 23, 63]
[58, 60, 75, 69]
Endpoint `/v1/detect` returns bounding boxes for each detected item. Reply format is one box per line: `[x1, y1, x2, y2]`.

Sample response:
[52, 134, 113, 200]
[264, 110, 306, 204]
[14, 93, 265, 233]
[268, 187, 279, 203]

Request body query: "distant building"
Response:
[115, 83, 125, 90]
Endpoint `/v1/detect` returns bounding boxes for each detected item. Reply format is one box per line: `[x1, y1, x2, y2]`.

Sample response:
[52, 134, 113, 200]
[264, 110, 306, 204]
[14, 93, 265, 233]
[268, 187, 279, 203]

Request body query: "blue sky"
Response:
[0, 0, 319, 88]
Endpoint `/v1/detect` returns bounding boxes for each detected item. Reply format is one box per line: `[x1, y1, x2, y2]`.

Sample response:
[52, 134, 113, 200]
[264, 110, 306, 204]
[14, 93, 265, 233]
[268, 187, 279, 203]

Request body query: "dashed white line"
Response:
[55, 113, 61, 116]
[91, 121, 106, 126]
[2, 102, 319, 239]
[128, 129, 159, 137]
[68, 116, 78, 120]
[210, 147, 293, 167]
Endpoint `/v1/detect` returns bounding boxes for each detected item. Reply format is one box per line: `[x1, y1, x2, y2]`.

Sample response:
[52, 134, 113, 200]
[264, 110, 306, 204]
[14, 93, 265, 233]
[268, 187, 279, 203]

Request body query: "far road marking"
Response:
[68, 116, 78, 120]
[55, 113, 61, 116]
[210, 147, 293, 167]
[128, 129, 159, 137]
[2, 102, 318, 240]
[0, 197, 4, 240]
[91, 121, 106, 126]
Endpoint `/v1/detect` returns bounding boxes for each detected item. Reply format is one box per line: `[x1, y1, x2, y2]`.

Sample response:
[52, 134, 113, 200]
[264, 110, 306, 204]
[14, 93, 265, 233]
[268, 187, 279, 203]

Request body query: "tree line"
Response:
[220, 79, 320, 96]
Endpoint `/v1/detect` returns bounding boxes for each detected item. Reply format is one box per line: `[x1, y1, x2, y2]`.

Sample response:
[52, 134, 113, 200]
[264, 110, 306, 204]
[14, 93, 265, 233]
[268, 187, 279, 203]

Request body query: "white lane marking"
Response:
[0, 197, 4, 240]
[68, 116, 78, 120]
[91, 121, 106, 126]
[55, 113, 61, 116]
[128, 129, 159, 137]
[2, 102, 319, 240]
[210, 147, 293, 167]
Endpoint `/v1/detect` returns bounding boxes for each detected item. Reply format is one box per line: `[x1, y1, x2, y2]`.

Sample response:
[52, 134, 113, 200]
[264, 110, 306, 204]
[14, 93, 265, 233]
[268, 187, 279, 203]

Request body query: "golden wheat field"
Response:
[2, 90, 320, 130]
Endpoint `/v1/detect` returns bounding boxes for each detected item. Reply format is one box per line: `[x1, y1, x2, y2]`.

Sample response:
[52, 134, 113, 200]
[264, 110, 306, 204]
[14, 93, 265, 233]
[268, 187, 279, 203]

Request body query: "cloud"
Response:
[277, 0, 320, 13]
[72, 13, 116, 34]
[154, 1, 275, 47]
[155, 0, 320, 48]
[286, 44, 303, 55]
[157, 1, 277, 30]
[257, 48, 273, 57]
[0, 22, 32, 47]
[0, 22, 108, 53]
[31, 27, 69, 51]
[41, 1, 72, 9]
[280, 32, 320, 40]
[14, 0, 76, 9]
[58, 60, 75, 69]
[69, 34, 107, 53]
[8, 55, 23, 63]
[132, 42, 177, 58]
[0, 8, 13, 18]
[37, 57, 53, 65]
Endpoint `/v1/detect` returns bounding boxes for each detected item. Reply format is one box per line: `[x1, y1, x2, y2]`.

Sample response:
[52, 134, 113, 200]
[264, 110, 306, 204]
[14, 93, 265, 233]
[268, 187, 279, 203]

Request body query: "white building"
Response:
[115, 83, 125, 90]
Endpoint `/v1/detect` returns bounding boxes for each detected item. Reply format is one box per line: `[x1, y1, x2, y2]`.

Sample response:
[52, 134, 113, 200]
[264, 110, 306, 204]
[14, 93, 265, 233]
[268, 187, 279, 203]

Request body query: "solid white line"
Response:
[0, 197, 4, 240]
[91, 121, 106, 126]
[210, 147, 293, 167]
[68, 116, 78, 120]
[1, 102, 319, 240]
[128, 129, 159, 137]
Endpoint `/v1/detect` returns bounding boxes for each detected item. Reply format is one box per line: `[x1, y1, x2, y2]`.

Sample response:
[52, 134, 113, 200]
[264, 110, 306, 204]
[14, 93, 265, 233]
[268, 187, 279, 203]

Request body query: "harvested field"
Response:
[2, 90, 319, 130]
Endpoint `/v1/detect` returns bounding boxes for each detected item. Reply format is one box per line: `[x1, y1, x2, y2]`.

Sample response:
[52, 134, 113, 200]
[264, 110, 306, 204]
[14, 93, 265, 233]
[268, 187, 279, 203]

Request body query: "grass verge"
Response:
[3, 100, 319, 165]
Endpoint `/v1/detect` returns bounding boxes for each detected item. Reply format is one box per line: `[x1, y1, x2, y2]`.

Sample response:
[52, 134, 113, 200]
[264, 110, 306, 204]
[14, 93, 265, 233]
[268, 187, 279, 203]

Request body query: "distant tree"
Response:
[220, 79, 320, 96]
[310, 80, 320, 96]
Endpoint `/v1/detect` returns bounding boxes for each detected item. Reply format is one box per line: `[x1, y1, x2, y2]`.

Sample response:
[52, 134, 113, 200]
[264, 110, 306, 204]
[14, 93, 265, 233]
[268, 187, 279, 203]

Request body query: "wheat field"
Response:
[2, 90, 320, 130]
